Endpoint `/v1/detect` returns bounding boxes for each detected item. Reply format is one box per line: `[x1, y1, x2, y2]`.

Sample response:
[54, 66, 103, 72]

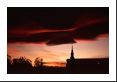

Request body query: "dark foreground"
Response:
[7, 58, 109, 74]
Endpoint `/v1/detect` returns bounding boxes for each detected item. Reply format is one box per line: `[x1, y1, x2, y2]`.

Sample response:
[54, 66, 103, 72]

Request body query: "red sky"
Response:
[7, 35, 109, 66]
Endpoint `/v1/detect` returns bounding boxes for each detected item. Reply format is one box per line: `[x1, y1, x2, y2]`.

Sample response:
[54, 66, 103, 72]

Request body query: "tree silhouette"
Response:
[7, 54, 12, 73]
[34, 57, 43, 68]
[12, 57, 32, 67]
[11, 57, 32, 73]
[7, 54, 12, 65]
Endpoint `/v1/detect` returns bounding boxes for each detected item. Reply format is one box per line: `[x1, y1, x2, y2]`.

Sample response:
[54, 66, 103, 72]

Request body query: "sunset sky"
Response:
[7, 7, 109, 66]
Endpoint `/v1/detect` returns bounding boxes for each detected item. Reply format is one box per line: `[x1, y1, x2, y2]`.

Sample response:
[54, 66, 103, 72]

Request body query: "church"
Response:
[66, 45, 109, 74]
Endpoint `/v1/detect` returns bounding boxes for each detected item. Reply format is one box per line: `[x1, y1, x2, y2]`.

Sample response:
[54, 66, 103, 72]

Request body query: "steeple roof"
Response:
[70, 44, 75, 59]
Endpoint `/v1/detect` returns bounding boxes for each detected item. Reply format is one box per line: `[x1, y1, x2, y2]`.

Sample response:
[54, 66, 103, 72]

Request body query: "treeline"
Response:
[7, 55, 44, 74]
[7, 55, 66, 74]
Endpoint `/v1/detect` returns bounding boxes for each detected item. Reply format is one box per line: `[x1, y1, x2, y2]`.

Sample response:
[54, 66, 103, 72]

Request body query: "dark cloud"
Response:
[7, 7, 109, 45]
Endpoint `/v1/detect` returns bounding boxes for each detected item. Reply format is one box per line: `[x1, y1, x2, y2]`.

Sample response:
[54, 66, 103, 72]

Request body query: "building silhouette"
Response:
[66, 45, 109, 74]
[66, 45, 75, 68]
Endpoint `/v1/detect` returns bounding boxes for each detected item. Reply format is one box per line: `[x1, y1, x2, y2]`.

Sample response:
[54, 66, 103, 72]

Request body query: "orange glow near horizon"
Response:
[7, 37, 109, 67]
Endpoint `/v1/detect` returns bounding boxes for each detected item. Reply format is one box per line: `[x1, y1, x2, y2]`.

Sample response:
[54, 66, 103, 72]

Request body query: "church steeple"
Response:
[70, 45, 75, 60]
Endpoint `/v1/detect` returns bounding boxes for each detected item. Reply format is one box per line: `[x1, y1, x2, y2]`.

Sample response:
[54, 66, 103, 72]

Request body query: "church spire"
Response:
[70, 44, 75, 60]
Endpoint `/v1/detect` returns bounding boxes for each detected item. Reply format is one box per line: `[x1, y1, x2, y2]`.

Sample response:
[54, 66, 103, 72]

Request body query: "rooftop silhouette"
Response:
[66, 45, 109, 74]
